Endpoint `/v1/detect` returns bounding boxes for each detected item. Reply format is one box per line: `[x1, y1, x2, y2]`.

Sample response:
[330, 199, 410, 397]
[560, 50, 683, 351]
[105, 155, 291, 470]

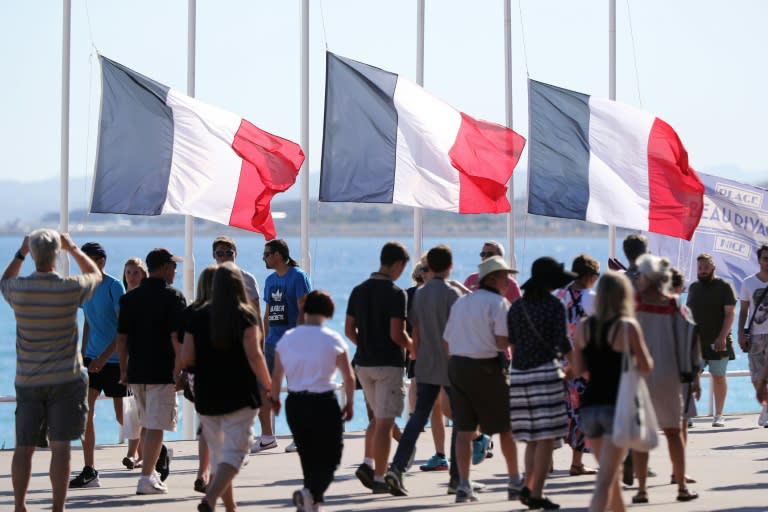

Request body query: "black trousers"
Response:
[285, 392, 343, 503]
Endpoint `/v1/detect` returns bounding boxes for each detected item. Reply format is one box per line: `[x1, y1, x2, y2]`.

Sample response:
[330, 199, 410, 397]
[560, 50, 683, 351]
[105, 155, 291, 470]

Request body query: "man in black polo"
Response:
[345, 241, 413, 493]
[117, 248, 187, 495]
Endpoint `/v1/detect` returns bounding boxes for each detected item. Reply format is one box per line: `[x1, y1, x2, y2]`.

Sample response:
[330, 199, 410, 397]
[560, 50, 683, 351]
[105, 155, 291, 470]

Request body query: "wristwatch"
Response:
[14, 250, 25, 261]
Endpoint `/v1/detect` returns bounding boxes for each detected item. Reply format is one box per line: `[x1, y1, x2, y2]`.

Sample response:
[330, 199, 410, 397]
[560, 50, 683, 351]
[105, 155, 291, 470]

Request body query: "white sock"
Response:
[363, 457, 374, 468]
[260, 435, 275, 443]
[373, 475, 385, 483]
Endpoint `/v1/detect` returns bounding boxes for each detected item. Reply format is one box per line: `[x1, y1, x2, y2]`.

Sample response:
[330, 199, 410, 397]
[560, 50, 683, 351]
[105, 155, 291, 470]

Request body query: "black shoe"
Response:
[371, 480, 391, 494]
[518, 486, 531, 505]
[155, 444, 170, 482]
[197, 500, 213, 512]
[527, 496, 560, 510]
[355, 463, 374, 490]
[69, 466, 100, 488]
[622, 452, 634, 486]
[384, 465, 407, 496]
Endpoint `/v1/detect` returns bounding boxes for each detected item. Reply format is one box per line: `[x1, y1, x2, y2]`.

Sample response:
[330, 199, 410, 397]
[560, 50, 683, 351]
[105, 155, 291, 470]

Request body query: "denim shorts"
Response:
[704, 357, 729, 377]
[580, 404, 616, 438]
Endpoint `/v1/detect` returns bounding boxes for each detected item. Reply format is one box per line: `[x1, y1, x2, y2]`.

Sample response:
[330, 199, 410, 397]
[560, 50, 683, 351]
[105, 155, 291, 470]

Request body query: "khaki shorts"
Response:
[748, 334, 768, 382]
[356, 365, 405, 419]
[131, 384, 178, 431]
[15, 373, 88, 446]
[200, 406, 257, 470]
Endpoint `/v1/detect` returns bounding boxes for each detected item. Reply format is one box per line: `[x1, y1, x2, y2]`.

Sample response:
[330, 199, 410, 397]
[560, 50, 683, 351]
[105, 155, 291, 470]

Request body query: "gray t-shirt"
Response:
[410, 278, 462, 387]
[241, 269, 260, 302]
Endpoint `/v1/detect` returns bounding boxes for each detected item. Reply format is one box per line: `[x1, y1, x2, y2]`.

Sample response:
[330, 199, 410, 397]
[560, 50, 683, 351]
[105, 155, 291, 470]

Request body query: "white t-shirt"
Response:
[241, 269, 260, 301]
[739, 273, 768, 336]
[582, 289, 596, 316]
[443, 289, 510, 359]
[275, 324, 348, 393]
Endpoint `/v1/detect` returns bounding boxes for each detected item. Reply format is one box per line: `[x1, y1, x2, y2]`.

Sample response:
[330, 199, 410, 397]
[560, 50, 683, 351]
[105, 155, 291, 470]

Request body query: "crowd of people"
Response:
[3, 229, 768, 512]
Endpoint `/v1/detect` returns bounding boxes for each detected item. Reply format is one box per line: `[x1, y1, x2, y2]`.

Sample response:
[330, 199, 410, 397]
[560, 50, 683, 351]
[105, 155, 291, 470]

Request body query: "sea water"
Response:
[0, 234, 757, 448]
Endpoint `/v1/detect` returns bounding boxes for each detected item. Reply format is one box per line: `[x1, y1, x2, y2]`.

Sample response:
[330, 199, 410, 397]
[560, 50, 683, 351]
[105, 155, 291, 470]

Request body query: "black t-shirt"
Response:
[118, 277, 187, 384]
[187, 304, 261, 415]
[347, 274, 407, 367]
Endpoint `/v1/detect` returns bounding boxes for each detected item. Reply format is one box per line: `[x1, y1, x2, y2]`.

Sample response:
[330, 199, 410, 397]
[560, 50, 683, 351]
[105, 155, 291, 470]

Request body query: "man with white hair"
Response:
[1, 229, 101, 512]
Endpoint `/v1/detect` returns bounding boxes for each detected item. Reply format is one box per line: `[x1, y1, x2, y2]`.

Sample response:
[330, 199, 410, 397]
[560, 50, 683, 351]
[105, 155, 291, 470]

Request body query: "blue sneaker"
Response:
[419, 454, 449, 471]
[472, 434, 491, 465]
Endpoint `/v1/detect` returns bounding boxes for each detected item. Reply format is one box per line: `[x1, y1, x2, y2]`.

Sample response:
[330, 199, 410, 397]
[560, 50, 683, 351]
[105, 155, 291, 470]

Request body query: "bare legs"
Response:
[712, 375, 727, 417]
[524, 439, 555, 498]
[588, 437, 626, 512]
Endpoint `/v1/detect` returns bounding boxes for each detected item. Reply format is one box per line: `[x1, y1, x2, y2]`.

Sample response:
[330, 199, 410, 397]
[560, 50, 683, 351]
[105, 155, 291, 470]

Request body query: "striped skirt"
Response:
[509, 361, 569, 442]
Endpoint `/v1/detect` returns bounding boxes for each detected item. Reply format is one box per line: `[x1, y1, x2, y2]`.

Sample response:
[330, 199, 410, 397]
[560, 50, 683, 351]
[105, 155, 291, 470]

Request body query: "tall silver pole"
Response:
[60, 0, 71, 276]
[504, 0, 516, 269]
[608, 0, 617, 259]
[300, 0, 310, 274]
[182, 0, 197, 440]
[413, 0, 425, 261]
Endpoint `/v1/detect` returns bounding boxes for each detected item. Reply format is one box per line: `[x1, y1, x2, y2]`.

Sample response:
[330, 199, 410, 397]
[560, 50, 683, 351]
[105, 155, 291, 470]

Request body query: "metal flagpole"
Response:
[608, 0, 617, 259]
[413, 0, 425, 262]
[60, 0, 71, 276]
[504, 0, 516, 269]
[301, 0, 310, 273]
[182, 0, 197, 440]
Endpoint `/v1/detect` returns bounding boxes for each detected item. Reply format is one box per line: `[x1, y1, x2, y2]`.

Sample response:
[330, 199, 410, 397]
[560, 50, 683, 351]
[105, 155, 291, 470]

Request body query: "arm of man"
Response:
[270, 352, 284, 415]
[1, 235, 29, 282]
[411, 324, 420, 360]
[344, 315, 358, 345]
[390, 317, 413, 353]
[296, 293, 307, 325]
[715, 305, 736, 351]
[117, 333, 129, 384]
[61, 234, 101, 279]
[171, 331, 183, 389]
[738, 300, 750, 351]
[181, 332, 196, 369]
[250, 297, 263, 332]
[81, 319, 90, 360]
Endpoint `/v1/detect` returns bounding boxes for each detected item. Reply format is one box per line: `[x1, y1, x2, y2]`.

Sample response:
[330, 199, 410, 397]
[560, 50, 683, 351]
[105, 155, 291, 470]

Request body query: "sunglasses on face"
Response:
[215, 250, 235, 257]
[480, 251, 498, 258]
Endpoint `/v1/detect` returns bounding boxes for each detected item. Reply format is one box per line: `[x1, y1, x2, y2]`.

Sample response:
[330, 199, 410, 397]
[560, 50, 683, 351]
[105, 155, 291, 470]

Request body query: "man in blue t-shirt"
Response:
[251, 239, 311, 453]
[70, 242, 127, 489]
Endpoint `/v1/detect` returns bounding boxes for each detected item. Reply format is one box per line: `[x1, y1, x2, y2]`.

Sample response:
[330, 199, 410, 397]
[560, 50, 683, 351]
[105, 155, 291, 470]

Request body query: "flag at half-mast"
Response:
[527, 79, 704, 240]
[320, 52, 526, 214]
[91, 56, 304, 239]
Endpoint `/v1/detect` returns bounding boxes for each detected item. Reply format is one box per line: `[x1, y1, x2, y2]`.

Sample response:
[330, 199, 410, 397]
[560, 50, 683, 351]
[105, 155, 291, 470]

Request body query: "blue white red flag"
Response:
[527, 80, 704, 240]
[91, 56, 305, 239]
[648, 173, 768, 295]
[319, 52, 525, 214]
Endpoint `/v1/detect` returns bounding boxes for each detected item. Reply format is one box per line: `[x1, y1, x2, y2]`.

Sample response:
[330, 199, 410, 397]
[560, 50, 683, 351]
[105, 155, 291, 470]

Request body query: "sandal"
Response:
[122, 456, 142, 470]
[676, 488, 699, 502]
[569, 463, 598, 476]
[632, 491, 649, 504]
[670, 474, 697, 484]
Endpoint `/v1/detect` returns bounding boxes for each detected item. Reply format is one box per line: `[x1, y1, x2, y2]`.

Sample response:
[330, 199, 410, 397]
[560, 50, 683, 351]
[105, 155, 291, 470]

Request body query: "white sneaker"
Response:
[285, 440, 298, 453]
[758, 406, 768, 427]
[712, 415, 725, 427]
[136, 474, 168, 495]
[251, 437, 278, 453]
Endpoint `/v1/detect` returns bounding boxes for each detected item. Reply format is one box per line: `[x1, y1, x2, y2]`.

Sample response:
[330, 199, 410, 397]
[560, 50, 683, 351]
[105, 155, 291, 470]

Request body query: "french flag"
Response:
[527, 79, 704, 240]
[91, 56, 304, 239]
[319, 52, 525, 213]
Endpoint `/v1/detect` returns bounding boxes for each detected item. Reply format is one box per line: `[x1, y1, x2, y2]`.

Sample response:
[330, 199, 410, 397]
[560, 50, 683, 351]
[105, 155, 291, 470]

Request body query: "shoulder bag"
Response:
[612, 321, 659, 452]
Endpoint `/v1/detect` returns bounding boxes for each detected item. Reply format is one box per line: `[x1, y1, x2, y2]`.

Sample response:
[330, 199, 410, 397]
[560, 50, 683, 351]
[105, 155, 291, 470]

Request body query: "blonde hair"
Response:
[191, 265, 217, 309]
[636, 253, 672, 292]
[592, 271, 635, 347]
[122, 257, 148, 290]
[411, 253, 428, 283]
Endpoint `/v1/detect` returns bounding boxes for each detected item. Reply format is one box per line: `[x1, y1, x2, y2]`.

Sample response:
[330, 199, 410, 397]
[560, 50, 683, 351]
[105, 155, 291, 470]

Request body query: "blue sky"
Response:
[2, 0, 767, 202]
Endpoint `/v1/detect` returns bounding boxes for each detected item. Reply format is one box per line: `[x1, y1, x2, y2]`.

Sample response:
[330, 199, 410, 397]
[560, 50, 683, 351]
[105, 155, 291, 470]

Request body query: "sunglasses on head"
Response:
[215, 250, 235, 257]
[480, 251, 498, 258]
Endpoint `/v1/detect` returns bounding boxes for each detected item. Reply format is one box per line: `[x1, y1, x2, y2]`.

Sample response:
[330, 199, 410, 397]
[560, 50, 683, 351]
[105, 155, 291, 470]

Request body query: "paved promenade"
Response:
[1, 413, 766, 511]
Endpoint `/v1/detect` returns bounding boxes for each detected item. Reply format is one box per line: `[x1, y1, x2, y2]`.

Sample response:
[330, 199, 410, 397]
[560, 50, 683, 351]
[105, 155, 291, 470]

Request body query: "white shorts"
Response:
[131, 384, 178, 431]
[200, 406, 257, 470]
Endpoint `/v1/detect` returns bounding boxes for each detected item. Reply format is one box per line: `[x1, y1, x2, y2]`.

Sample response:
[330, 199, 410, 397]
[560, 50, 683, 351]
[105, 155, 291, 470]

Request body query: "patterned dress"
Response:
[554, 285, 590, 453]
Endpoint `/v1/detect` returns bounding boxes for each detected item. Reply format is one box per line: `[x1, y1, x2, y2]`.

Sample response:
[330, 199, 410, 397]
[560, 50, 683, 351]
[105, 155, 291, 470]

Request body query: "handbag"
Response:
[121, 389, 142, 440]
[612, 321, 659, 452]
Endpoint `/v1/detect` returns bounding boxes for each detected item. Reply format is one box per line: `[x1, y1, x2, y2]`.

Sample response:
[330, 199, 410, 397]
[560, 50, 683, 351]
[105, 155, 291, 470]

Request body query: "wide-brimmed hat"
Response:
[521, 256, 577, 291]
[478, 255, 518, 283]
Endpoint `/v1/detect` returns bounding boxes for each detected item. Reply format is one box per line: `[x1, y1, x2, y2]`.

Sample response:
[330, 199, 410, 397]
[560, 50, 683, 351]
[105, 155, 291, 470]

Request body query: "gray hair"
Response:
[28, 229, 61, 268]
[483, 240, 504, 257]
[636, 253, 671, 291]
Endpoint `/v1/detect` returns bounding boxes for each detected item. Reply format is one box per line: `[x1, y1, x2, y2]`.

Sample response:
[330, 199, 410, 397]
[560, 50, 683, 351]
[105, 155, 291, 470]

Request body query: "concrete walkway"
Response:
[1, 413, 766, 511]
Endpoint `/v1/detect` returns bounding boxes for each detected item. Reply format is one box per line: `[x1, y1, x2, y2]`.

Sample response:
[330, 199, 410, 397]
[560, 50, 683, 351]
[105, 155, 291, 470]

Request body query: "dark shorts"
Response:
[16, 373, 89, 446]
[447, 355, 510, 434]
[84, 358, 128, 398]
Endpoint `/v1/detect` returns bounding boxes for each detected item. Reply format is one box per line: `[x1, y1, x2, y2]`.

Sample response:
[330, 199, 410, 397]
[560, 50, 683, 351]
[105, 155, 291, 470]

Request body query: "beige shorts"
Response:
[200, 406, 257, 470]
[748, 334, 768, 382]
[356, 365, 405, 419]
[131, 384, 178, 431]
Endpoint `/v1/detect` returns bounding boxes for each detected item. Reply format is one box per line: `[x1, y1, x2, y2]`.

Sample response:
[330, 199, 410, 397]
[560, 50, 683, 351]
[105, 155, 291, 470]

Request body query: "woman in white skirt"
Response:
[507, 257, 576, 510]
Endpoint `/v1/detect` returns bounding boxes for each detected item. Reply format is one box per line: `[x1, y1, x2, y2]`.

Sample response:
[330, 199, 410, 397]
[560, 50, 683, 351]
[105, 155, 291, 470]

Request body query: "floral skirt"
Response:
[565, 376, 590, 453]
